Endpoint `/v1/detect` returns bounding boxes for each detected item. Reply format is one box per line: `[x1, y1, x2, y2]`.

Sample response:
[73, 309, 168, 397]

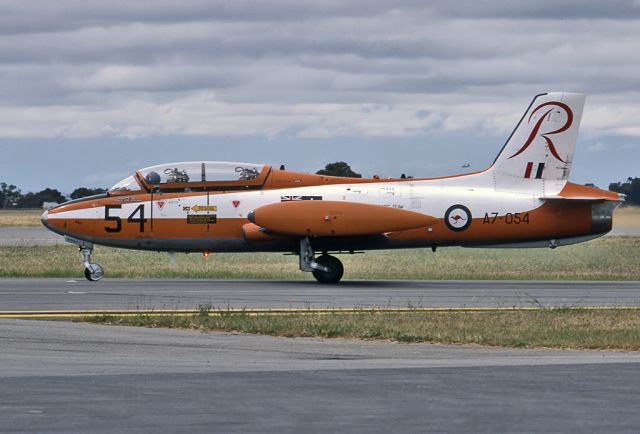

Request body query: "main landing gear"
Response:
[299, 237, 344, 284]
[65, 236, 103, 281]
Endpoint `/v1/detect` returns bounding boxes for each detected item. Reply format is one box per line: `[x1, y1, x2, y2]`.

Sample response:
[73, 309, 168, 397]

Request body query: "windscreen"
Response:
[108, 175, 142, 193]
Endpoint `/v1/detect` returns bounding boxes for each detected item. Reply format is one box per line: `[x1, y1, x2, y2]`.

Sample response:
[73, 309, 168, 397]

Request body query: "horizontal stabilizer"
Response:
[542, 196, 606, 202]
[248, 201, 437, 237]
[542, 194, 625, 202]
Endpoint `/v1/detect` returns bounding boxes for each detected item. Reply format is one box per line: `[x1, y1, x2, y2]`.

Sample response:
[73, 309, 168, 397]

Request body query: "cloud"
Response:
[0, 0, 638, 143]
[587, 142, 608, 152]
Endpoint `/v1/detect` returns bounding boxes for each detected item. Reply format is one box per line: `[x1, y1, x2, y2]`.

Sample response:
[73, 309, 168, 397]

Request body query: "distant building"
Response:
[42, 202, 60, 210]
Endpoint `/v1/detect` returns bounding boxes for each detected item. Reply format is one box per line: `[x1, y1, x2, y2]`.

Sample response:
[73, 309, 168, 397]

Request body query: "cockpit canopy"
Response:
[140, 161, 265, 185]
[108, 161, 268, 193]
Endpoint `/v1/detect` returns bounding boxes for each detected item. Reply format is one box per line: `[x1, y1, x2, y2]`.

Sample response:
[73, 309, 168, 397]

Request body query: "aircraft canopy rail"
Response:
[134, 161, 270, 192]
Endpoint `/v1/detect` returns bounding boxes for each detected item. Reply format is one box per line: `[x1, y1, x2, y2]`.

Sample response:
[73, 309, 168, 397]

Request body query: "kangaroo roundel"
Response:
[445, 204, 472, 232]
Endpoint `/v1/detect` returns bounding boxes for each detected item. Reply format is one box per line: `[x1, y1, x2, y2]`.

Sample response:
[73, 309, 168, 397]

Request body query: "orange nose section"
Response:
[41, 201, 100, 240]
[250, 200, 437, 237]
[41, 208, 68, 237]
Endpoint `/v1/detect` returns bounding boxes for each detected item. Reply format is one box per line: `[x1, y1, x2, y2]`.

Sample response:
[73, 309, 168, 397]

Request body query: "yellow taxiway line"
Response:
[1, 306, 640, 319]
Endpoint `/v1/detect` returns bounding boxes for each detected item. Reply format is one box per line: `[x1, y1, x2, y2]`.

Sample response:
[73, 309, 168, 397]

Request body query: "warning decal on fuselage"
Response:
[187, 215, 217, 224]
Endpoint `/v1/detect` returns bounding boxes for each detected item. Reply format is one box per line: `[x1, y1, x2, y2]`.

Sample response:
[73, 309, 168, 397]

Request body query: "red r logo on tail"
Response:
[508, 101, 573, 163]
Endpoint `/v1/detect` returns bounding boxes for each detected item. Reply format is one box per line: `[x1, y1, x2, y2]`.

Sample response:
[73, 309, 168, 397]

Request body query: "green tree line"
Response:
[609, 178, 640, 206]
[0, 183, 105, 209]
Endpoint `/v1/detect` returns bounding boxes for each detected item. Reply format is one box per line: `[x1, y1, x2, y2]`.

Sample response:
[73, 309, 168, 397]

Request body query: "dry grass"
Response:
[83, 308, 640, 350]
[1, 236, 639, 280]
[0, 209, 42, 227]
[614, 206, 640, 227]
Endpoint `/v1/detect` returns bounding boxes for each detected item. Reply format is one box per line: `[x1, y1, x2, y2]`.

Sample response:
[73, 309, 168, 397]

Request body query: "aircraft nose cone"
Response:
[41, 210, 51, 229]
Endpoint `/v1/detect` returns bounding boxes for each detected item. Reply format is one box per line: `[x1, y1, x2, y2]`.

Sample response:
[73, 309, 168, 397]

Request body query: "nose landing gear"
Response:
[299, 237, 344, 284]
[64, 236, 103, 281]
[81, 246, 104, 281]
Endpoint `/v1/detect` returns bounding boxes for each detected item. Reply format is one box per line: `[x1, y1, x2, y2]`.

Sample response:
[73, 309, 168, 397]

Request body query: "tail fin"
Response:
[489, 92, 585, 193]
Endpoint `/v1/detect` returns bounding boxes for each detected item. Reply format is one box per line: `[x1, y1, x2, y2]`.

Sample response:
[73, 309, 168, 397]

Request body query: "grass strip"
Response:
[81, 307, 640, 350]
[1, 236, 640, 279]
[0, 209, 43, 227]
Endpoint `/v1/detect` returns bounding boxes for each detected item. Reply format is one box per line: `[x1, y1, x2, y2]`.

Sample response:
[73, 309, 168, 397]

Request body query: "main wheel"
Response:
[84, 263, 104, 282]
[312, 255, 344, 284]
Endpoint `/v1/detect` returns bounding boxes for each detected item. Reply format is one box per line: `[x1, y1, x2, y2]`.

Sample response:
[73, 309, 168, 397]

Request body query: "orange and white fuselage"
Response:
[42, 92, 624, 283]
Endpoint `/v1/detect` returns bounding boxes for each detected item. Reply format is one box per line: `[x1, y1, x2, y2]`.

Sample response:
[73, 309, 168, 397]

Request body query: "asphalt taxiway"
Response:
[1, 318, 639, 433]
[1, 278, 639, 311]
[0, 227, 62, 245]
[2, 278, 640, 432]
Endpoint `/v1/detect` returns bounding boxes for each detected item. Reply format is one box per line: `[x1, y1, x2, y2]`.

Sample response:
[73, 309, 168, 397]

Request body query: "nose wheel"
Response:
[79, 244, 103, 282]
[84, 263, 104, 281]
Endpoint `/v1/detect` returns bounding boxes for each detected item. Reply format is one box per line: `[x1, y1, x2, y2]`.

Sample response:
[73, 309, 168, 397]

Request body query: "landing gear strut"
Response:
[299, 237, 344, 284]
[65, 236, 103, 282]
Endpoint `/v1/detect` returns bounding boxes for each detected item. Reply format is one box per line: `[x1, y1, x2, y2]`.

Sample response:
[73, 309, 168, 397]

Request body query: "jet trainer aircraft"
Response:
[42, 93, 623, 283]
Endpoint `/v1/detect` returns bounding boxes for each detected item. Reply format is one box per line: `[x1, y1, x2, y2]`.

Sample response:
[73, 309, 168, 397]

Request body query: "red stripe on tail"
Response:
[524, 162, 533, 178]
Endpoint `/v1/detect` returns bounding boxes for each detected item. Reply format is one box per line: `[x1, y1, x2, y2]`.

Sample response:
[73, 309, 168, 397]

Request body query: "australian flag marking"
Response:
[280, 195, 323, 202]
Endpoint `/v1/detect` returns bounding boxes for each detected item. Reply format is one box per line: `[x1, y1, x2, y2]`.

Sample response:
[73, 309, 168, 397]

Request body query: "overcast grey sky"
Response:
[1, 0, 639, 193]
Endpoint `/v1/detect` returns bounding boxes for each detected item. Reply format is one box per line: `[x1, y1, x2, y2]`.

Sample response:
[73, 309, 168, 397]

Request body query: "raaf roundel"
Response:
[42, 92, 623, 283]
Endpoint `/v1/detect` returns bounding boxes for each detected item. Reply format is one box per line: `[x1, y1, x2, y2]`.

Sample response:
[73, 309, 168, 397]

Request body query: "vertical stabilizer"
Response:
[489, 92, 585, 194]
